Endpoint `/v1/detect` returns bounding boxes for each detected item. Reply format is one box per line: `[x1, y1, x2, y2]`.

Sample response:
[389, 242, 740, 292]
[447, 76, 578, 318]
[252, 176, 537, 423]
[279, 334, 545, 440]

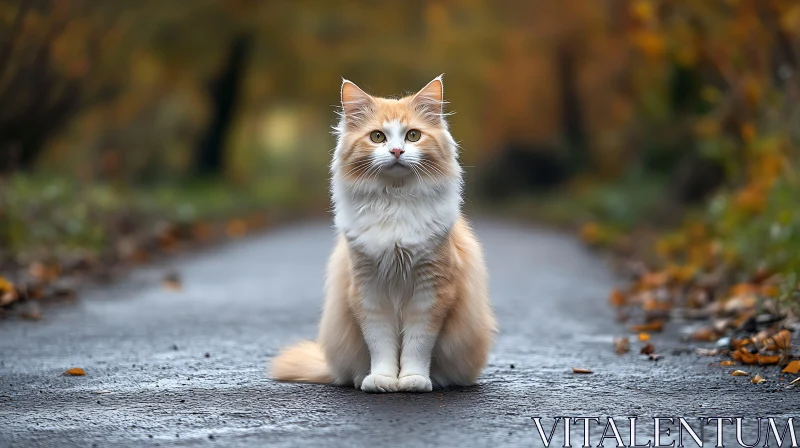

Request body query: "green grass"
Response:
[0, 174, 327, 264]
[484, 171, 673, 232]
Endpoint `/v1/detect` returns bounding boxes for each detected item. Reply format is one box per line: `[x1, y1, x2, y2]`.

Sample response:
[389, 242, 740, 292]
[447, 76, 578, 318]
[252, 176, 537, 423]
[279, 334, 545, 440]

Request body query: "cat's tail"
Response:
[269, 340, 333, 384]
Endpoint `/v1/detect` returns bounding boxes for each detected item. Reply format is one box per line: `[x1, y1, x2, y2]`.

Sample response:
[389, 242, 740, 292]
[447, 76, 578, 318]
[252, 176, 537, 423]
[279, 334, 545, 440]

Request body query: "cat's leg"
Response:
[429, 290, 494, 388]
[397, 287, 438, 392]
[359, 294, 400, 393]
[319, 238, 370, 387]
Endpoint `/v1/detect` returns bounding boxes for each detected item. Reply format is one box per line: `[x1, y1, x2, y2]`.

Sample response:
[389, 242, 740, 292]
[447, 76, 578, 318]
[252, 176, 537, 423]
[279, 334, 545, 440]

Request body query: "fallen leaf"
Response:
[648, 353, 663, 361]
[63, 368, 86, 376]
[631, 320, 664, 333]
[733, 347, 759, 365]
[162, 271, 182, 292]
[643, 298, 672, 312]
[729, 283, 757, 296]
[731, 370, 750, 376]
[614, 337, 630, 355]
[640, 343, 655, 355]
[225, 219, 248, 238]
[720, 360, 735, 366]
[758, 354, 781, 365]
[781, 361, 800, 374]
[751, 374, 766, 384]
[638, 332, 651, 341]
[609, 289, 626, 307]
[572, 367, 593, 374]
[768, 329, 791, 350]
[0, 277, 18, 306]
[29, 261, 61, 282]
[723, 294, 757, 313]
[579, 222, 602, 245]
[731, 337, 752, 350]
[690, 327, 717, 342]
[639, 271, 669, 289]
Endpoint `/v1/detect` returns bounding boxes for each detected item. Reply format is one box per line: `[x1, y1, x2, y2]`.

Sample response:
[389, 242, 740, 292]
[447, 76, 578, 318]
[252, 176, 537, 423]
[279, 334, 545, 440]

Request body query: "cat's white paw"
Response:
[361, 374, 399, 393]
[398, 374, 433, 393]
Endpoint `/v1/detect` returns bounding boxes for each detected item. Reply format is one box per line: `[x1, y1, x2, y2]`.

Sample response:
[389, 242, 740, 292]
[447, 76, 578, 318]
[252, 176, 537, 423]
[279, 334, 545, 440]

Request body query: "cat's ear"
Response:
[341, 79, 374, 123]
[411, 75, 444, 124]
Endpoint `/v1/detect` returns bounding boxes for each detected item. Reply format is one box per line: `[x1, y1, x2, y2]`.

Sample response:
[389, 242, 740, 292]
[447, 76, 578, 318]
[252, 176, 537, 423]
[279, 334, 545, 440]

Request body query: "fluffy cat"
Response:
[270, 76, 495, 393]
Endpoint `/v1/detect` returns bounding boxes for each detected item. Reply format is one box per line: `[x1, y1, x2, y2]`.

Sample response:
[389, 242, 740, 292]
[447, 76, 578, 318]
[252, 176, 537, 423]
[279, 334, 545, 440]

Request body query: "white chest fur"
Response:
[332, 181, 460, 261]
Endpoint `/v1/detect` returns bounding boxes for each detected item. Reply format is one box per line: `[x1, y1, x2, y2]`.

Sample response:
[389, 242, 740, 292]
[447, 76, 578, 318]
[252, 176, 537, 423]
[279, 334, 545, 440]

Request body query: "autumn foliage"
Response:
[0, 1, 798, 331]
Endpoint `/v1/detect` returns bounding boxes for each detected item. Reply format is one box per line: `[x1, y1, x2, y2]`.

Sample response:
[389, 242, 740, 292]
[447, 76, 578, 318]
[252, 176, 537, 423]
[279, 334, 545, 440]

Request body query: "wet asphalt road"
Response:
[0, 221, 796, 447]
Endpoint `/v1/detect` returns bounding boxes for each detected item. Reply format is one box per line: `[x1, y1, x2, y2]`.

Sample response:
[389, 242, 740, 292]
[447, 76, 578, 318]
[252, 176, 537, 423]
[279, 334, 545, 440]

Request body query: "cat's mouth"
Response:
[381, 160, 412, 177]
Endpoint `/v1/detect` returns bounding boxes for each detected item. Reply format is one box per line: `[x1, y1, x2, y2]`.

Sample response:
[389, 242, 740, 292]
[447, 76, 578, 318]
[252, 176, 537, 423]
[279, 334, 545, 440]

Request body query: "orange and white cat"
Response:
[270, 76, 495, 393]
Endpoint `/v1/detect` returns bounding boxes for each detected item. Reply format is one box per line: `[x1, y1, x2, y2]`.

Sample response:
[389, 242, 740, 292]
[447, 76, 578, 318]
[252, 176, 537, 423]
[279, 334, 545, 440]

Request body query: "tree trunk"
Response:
[557, 44, 589, 171]
[195, 33, 252, 176]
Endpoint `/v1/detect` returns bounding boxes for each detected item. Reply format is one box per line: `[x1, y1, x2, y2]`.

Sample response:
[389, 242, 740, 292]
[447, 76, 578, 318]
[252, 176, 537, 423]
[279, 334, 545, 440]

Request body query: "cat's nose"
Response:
[390, 148, 405, 159]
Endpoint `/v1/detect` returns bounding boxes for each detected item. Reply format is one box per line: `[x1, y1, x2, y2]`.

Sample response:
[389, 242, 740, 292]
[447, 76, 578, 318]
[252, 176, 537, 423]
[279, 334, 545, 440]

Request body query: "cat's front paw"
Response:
[398, 374, 433, 393]
[361, 374, 399, 393]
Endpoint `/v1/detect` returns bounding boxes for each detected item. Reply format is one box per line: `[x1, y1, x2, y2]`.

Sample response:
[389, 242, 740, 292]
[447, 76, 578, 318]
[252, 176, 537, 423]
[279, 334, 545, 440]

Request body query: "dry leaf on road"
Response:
[781, 361, 800, 374]
[609, 289, 626, 307]
[767, 330, 791, 350]
[720, 360, 735, 366]
[751, 374, 765, 384]
[63, 368, 86, 376]
[731, 370, 749, 377]
[162, 271, 182, 292]
[573, 367, 593, 374]
[614, 337, 630, 355]
[757, 354, 781, 365]
[631, 320, 664, 333]
[640, 343, 655, 355]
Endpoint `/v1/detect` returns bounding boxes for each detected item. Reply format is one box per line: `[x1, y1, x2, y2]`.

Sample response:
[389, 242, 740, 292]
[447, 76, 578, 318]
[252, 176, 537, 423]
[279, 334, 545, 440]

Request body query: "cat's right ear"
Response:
[341, 79, 374, 123]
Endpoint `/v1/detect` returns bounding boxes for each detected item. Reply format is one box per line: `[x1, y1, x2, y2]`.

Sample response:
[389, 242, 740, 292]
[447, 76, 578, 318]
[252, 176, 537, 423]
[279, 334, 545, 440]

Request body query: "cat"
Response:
[270, 76, 496, 393]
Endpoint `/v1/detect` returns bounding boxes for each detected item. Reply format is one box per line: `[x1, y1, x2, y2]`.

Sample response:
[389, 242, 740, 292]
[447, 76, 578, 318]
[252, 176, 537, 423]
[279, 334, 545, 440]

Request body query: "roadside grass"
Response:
[0, 174, 327, 268]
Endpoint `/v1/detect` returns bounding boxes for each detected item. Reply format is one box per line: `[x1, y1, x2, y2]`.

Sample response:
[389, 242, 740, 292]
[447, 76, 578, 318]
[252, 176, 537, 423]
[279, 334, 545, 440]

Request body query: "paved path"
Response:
[0, 221, 794, 447]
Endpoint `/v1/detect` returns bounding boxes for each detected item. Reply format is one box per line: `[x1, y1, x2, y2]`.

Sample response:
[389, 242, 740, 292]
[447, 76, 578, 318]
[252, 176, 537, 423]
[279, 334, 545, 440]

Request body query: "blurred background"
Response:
[1, 0, 799, 314]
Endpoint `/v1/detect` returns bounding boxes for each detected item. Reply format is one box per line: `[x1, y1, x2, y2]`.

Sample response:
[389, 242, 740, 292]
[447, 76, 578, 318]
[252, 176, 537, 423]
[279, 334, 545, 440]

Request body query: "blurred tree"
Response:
[0, 1, 117, 172]
[195, 33, 252, 176]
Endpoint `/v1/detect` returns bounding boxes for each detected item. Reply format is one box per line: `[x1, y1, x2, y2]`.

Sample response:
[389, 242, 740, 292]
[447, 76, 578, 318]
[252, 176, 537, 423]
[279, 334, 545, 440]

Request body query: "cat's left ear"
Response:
[341, 79, 374, 124]
[411, 75, 444, 123]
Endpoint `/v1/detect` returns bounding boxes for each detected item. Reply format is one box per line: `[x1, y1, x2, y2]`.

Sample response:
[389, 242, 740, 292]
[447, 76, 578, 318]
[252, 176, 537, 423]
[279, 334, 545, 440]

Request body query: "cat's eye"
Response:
[406, 129, 421, 142]
[370, 131, 386, 143]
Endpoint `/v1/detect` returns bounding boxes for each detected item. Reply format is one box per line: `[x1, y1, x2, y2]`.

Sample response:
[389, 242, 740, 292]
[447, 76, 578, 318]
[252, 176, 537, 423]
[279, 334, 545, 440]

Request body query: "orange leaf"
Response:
[782, 361, 800, 374]
[639, 272, 669, 289]
[720, 360, 735, 366]
[63, 368, 86, 376]
[751, 374, 766, 384]
[771, 330, 792, 350]
[573, 367, 593, 374]
[758, 354, 781, 365]
[631, 321, 664, 333]
[580, 222, 602, 245]
[731, 338, 752, 350]
[0, 276, 18, 307]
[609, 289, 626, 307]
[638, 332, 651, 341]
[734, 347, 759, 365]
[225, 220, 248, 238]
[731, 370, 750, 377]
[690, 327, 717, 342]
